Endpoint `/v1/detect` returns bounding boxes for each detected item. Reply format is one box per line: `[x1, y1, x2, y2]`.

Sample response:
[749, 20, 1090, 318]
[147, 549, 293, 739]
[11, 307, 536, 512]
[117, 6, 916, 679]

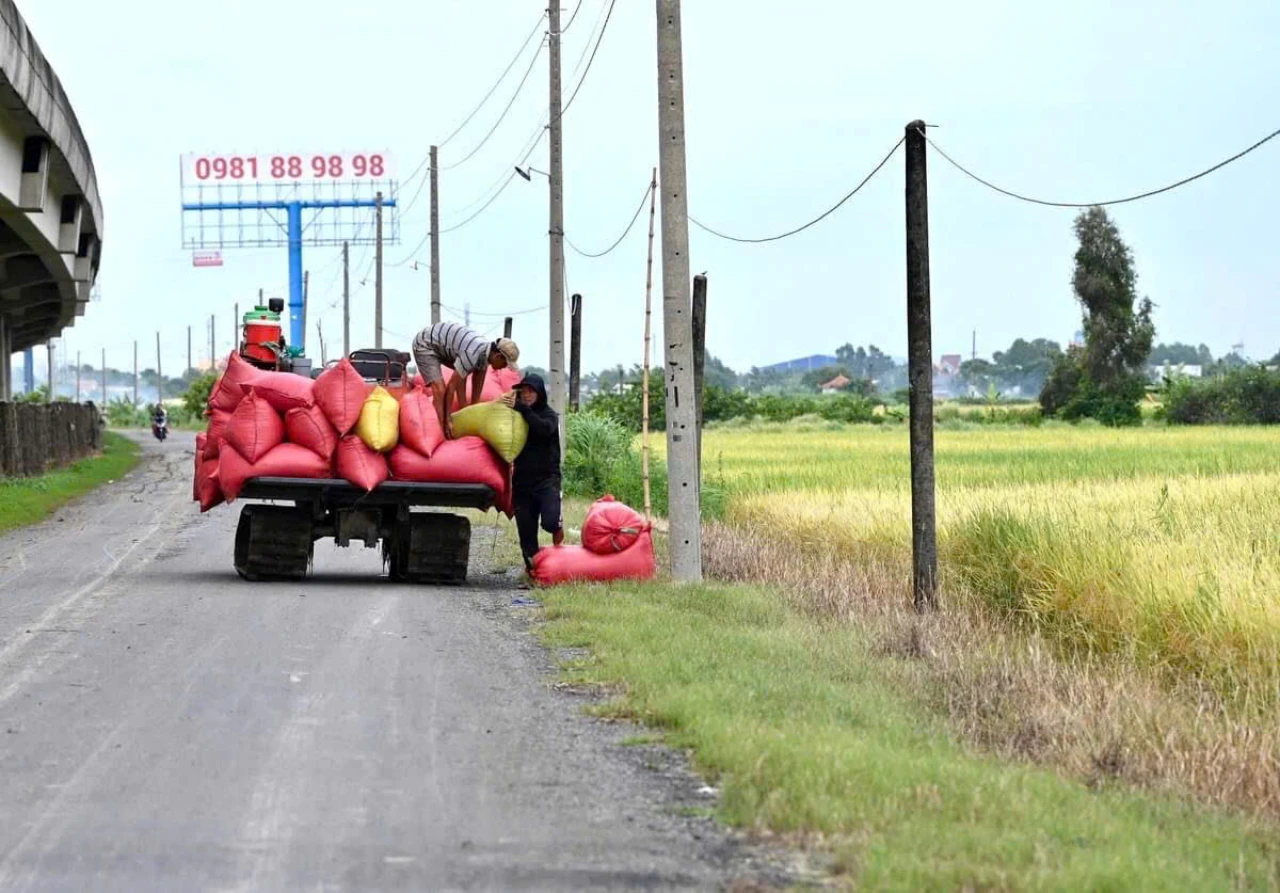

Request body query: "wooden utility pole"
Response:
[547, 0, 567, 447]
[691, 273, 707, 473]
[75, 350, 81, 403]
[503, 317, 513, 339]
[429, 145, 441, 325]
[375, 190, 384, 349]
[133, 341, 138, 407]
[655, 1, 702, 581]
[905, 120, 938, 611]
[100, 349, 106, 405]
[641, 167, 658, 522]
[569, 293, 582, 411]
[155, 332, 163, 404]
[342, 241, 350, 357]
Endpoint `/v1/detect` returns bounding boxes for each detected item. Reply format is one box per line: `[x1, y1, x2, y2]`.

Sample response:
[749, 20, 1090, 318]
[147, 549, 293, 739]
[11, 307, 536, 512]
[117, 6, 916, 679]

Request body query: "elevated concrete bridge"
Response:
[0, 0, 102, 399]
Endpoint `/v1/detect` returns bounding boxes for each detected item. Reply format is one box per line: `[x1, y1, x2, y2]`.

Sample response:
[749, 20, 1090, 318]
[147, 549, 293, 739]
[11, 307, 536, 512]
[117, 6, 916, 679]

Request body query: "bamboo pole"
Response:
[641, 169, 658, 523]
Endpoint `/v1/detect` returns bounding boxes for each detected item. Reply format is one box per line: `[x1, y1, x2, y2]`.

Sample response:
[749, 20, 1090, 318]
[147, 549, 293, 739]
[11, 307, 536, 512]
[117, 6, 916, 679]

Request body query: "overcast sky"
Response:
[19, 0, 1280, 376]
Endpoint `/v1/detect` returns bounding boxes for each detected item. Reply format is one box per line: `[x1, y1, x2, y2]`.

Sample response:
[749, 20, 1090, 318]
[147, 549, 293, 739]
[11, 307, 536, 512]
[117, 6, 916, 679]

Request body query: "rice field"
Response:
[686, 423, 1280, 705]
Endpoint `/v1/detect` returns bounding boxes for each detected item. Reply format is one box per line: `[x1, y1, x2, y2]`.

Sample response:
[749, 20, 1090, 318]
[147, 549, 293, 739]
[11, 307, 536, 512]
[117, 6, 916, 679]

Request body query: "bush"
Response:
[183, 370, 217, 420]
[1163, 366, 1280, 425]
[105, 397, 146, 427]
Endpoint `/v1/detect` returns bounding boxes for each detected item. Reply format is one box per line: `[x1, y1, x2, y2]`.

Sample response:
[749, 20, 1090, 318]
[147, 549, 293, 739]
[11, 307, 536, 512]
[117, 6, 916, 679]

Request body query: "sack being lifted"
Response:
[449, 400, 528, 463]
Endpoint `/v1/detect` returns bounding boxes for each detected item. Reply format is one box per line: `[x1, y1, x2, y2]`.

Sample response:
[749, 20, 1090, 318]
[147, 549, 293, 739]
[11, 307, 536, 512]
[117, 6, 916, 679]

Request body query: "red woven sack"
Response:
[423, 436, 508, 493]
[208, 352, 265, 413]
[314, 358, 371, 434]
[399, 388, 444, 457]
[203, 409, 230, 459]
[196, 457, 223, 513]
[193, 435, 205, 500]
[224, 388, 285, 464]
[580, 495, 648, 555]
[219, 443, 331, 502]
[387, 444, 432, 482]
[336, 435, 389, 491]
[531, 530, 656, 585]
[243, 371, 314, 413]
[285, 404, 338, 461]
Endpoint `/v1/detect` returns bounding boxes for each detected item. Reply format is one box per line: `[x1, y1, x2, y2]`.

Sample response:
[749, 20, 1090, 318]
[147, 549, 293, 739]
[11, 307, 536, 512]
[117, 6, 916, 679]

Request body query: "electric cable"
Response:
[690, 136, 905, 243]
[442, 36, 547, 171]
[566, 180, 653, 258]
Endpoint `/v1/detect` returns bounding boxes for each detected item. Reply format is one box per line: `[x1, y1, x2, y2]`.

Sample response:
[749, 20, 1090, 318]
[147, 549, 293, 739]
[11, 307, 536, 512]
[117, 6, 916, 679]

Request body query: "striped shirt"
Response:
[414, 322, 490, 375]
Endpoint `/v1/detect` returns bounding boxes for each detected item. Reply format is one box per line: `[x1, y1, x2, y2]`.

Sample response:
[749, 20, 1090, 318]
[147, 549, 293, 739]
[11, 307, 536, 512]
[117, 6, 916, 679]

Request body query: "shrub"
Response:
[1164, 366, 1280, 425]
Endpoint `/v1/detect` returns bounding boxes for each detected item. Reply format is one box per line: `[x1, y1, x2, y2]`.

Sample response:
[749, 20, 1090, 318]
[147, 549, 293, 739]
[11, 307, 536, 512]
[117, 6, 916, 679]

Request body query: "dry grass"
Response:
[704, 521, 1280, 819]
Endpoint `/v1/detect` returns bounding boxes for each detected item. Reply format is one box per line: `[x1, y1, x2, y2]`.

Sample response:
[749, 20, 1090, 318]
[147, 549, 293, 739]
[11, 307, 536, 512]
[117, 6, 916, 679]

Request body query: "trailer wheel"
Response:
[390, 513, 470, 585]
[234, 505, 314, 581]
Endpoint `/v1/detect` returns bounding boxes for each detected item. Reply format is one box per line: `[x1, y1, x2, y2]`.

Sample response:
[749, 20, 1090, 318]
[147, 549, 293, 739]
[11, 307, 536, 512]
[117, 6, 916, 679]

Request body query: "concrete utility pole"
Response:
[375, 190, 384, 349]
[234, 302, 240, 355]
[569, 293, 582, 411]
[101, 349, 106, 405]
[155, 332, 163, 404]
[904, 120, 938, 612]
[547, 0, 567, 448]
[187, 325, 192, 373]
[429, 145, 441, 325]
[654, 0, 703, 581]
[75, 350, 80, 403]
[302, 270, 309, 348]
[133, 341, 138, 407]
[691, 273, 707, 474]
[342, 241, 350, 357]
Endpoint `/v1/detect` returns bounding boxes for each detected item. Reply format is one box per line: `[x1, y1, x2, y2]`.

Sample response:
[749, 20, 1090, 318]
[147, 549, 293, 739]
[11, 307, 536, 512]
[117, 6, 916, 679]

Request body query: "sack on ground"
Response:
[225, 388, 285, 464]
[531, 530, 657, 585]
[580, 495, 648, 555]
[243, 371, 315, 413]
[449, 400, 528, 463]
[208, 352, 264, 413]
[336, 434, 389, 491]
[285, 404, 339, 461]
[219, 442, 331, 502]
[399, 387, 444, 457]
[355, 386, 400, 452]
[314, 357, 371, 435]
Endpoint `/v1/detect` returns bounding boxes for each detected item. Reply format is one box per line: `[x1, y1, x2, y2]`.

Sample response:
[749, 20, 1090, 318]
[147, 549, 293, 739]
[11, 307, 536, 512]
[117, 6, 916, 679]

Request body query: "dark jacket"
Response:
[512, 373, 561, 491]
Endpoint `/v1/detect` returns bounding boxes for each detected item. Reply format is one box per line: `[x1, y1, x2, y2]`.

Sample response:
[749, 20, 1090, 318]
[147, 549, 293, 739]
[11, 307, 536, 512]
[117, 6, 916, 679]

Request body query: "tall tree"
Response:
[1041, 207, 1155, 424]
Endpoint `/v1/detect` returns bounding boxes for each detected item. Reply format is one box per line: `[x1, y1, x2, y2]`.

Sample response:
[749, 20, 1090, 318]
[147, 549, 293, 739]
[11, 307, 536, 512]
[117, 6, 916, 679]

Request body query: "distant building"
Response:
[759, 354, 838, 374]
[1070, 330, 1085, 349]
[934, 354, 962, 377]
[819, 374, 850, 394]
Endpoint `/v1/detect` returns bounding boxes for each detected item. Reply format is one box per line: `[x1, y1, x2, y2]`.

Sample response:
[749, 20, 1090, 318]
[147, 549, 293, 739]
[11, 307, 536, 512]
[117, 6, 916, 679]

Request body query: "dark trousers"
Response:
[514, 480, 562, 568]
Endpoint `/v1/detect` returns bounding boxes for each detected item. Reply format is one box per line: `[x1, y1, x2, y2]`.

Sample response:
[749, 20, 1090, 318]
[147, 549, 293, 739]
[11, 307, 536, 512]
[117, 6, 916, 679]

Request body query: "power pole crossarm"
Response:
[655, 0, 703, 582]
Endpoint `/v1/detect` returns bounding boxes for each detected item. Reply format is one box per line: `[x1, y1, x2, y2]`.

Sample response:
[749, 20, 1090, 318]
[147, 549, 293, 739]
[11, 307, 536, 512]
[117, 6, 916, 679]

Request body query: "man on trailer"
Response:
[410, 321, 520, 438]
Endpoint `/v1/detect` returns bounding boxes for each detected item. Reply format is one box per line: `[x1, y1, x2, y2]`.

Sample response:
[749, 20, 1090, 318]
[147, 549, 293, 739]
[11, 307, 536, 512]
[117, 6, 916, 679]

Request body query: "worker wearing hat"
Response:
[411, 321, 519, 438]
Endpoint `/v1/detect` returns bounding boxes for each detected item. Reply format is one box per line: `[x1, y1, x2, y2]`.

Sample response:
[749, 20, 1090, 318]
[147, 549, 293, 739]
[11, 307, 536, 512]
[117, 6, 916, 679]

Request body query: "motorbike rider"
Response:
[151, 403, 167, 432]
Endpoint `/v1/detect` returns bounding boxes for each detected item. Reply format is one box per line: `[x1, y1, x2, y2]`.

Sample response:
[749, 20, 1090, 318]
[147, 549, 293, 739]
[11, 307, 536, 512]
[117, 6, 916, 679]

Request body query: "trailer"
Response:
[233, 477, 496, 584]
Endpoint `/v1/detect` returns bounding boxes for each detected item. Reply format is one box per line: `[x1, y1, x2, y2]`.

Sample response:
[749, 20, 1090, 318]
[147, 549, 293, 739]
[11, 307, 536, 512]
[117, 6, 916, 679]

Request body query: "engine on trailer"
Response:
[239, 297, 313, 378]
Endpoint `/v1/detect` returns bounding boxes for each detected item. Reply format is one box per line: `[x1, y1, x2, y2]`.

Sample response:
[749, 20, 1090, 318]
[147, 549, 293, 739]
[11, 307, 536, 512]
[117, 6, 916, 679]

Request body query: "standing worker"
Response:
[501, 373, 564, 574]
[411, 321, 519, 438]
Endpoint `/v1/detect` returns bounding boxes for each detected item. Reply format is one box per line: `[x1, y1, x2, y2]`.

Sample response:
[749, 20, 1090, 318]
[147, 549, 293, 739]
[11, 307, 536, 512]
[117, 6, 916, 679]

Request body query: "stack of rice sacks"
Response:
[532, 495, 657, 585]
[192, 352, 524, 516]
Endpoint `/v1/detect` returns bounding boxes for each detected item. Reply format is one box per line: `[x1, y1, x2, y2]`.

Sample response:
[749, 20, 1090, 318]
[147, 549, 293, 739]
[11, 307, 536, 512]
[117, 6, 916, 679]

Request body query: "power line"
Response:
[440, 173, 520, 234]
[566, 181, 653, 258]
[923, 124, 1280, 208]
[442, 302, 544, 318]
[437, 13, 548, 150]
[557, 0, 616, 121]
[690, 136, 905, 243]
[442, 35, 547, 172]
[562, 0, 585, 32]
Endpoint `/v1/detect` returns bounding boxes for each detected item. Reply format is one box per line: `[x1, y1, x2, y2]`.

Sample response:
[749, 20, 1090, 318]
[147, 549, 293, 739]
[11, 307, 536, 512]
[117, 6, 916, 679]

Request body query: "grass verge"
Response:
[0, 432, 140, 535]
[538, 580, 1279, 889]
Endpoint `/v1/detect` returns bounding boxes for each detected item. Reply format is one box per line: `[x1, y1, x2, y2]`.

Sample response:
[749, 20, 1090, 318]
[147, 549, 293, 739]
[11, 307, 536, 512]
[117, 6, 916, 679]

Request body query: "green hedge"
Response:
[1162, 366, 1280, 425]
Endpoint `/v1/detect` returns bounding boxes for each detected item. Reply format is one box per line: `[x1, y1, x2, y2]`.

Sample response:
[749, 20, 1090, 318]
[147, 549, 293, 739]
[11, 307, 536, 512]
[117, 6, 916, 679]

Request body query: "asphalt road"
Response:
[0, 433, 791, 892]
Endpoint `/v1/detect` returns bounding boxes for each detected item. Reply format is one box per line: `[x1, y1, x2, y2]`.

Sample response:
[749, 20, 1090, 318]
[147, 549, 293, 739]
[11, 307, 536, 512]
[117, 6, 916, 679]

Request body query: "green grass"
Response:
[539, 581, 1280, 890]
[0, 432, 140, 535]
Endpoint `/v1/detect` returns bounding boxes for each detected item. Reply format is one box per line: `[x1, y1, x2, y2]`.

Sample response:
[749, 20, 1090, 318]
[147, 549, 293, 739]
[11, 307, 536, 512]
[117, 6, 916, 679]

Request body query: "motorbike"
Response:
[152, 417, 168, 441]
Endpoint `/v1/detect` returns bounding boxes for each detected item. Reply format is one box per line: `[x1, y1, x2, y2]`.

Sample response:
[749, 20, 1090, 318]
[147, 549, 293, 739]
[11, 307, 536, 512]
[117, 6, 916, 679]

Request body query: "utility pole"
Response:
[464, 302, 471, 328]
[655, 0, 702, 581]
[234, 302, 240, 357]
[692, 273, 707, 473]
[45, 341, 52, 403]
[317, 321, 327, 366]
[641, 166, 658, 522]
[187, 325, 192, 373]
[429, 145, 441, 324]
[569, 293, 582, 411]
[101, 349, 107, 405]
[503, 317, 513, 339]
[342, 241, 350, 357]
[133, 341, 138, 407]
[547, 0, 567, 447]
[905, 120, 938, 612]
[75, 350, 80, 403]
[210, 314, 216, 368]
[156, 332, 163, 404]
[972, 329, 976, 362]
[375, 190, 384, 349]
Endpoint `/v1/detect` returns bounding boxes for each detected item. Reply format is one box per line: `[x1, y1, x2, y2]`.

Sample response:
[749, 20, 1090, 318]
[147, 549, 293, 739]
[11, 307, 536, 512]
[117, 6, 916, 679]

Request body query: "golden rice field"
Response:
[691, 423, 1280, 706]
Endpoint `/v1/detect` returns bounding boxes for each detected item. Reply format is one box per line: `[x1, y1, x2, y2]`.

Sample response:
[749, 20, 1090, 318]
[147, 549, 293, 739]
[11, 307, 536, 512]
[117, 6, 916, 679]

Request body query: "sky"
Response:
[16, 0, 1280, 378]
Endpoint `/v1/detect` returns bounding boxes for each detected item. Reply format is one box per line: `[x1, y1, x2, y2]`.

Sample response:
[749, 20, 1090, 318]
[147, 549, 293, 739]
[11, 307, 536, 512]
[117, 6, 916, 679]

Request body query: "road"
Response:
[0, 433, 788, 892]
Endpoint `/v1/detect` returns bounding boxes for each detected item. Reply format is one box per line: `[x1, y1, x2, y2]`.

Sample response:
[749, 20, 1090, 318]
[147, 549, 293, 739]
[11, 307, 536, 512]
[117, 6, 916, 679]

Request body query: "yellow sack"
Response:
[355, 386, 400, 452]
[450, 400, 528, 463]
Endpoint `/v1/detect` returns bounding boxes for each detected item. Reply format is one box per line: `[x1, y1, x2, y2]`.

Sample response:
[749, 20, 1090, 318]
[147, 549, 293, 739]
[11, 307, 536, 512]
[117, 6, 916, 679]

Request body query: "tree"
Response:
[1040, 207, 1154, 425]
[702, 354, 739, 391]
[1149, 342, 1209, 367]
[800, 364, 850, 392]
